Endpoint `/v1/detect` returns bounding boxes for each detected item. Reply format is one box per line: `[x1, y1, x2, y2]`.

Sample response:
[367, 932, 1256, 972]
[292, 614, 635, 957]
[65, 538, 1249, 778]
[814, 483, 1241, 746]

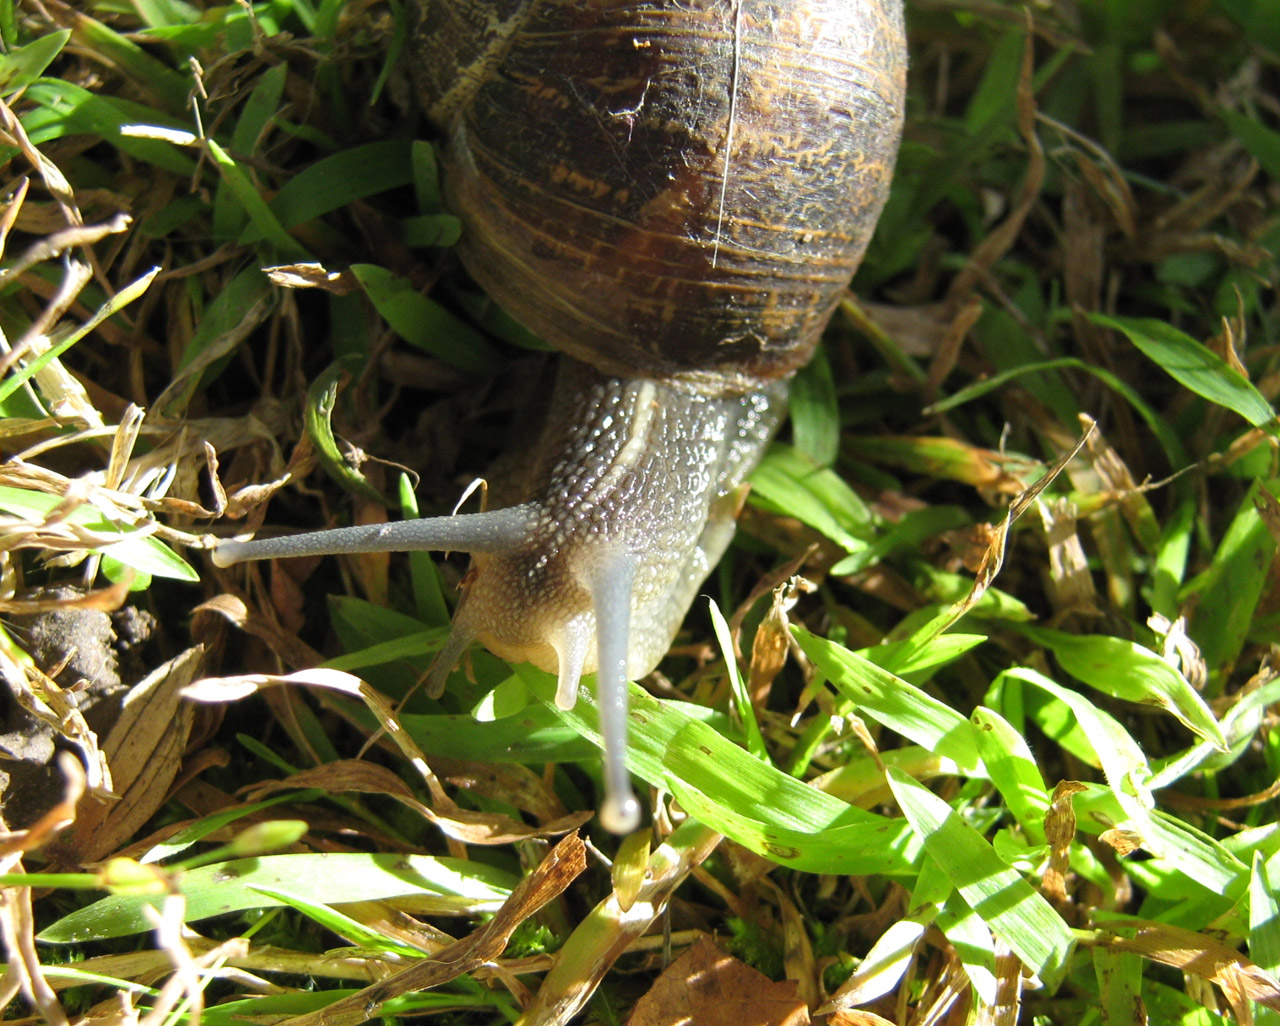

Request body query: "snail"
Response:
[214, 0, 907, 832]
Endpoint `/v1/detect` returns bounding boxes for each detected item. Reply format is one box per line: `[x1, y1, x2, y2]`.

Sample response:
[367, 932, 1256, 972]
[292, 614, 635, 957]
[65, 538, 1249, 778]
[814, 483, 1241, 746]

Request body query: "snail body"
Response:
[215, 0, 907, 831]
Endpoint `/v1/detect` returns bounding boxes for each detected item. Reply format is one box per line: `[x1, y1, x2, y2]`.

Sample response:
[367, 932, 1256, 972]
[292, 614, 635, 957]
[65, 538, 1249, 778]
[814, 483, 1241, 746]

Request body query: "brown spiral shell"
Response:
[410, 0, 907, 393]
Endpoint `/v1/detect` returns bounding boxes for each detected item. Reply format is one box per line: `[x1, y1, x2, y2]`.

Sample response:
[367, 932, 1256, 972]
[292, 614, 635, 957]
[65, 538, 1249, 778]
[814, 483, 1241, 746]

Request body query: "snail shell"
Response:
[418, 0, 906, 390]
[215, 0, 907, 832]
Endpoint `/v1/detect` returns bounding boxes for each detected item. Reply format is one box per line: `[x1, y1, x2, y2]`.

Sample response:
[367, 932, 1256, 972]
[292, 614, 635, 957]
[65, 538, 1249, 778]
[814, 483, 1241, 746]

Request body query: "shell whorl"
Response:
[411, 0, 908, 389]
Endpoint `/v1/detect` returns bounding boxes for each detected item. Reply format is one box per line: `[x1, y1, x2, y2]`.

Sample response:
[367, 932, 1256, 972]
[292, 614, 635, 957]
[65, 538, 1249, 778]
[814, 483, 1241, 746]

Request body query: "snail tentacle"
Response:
[552, 614, 592, 711]
[212, 505, 540, 567]
[589, 546, 640, 834]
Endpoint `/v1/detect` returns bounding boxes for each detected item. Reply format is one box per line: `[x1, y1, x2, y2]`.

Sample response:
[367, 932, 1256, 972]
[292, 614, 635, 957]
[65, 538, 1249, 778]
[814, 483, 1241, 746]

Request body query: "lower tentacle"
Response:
[590, 548, 641, 833]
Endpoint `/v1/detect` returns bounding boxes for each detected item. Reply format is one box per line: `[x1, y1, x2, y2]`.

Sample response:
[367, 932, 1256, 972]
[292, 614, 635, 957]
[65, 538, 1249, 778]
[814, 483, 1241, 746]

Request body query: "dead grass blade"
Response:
[276, 832, 587, 1026]
[241, 760, 591, 844]
[0, 753, 85, 1026]
[926, 424, 1095, 639]
[1090, 920, 1280, 1015]
[184, 666, 592, 844]
[1042, 780, 1088, 908]
[56, 647, 203, 863]
[943, 23, 1044, 311]
[516, 826, 724, 1026]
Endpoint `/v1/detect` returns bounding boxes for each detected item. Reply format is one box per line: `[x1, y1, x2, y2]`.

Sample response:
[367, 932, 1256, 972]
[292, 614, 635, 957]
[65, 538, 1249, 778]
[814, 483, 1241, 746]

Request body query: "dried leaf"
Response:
[0, 865, 70, 1026]
[975, 941, 1023, 1026]
[242, 760, 590, 845]
[263, 262, 361, 293]
[57, 647, 203, 862]
[1094, 920, 1280, 1011]
[828, 1013, 897, 1026]
[928, 424, 1094, 637]
[519, 826, 724, 1025]
[1037, 499, 1100, 617]
[276, 832, 587, 1026]
[748, 576, 812, 707]
[1043, 780, 1087, 905]
[626, 936, 808, 1026]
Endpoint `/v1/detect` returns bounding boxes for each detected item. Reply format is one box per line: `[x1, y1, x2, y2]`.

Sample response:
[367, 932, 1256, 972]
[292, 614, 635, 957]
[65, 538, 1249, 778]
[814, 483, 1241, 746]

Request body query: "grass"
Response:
[1, 0, 1278, 1023]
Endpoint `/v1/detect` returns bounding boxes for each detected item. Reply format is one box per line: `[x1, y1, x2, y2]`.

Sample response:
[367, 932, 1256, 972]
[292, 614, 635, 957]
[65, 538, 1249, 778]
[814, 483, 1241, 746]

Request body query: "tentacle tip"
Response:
[554, 680, 579, 711]
[599, 792, 641, 834]
[424, 662, 450, 700]
[426, 629, 474, 699]
[210, 540, 245, 568]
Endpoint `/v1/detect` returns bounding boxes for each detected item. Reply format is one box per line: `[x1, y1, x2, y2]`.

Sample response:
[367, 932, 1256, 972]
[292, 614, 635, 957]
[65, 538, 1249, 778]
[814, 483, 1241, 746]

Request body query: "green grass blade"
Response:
[834, 863, 951, 1005]
[247, 885, 427, 956]
[245, 139, 417, 241]
[1018, 626, 1226, 749]
[886, 766, 1075, 988]
[1149, 677, 1280, 788]
[68, 12, 189, 109]
[401, 214, 462, 248]
[399, 475, 451, 627]
[1000, 667, 1150, 797]
[1135, 810, 1250, 901]
[351, 263, 500, 374]
[212, 60, 287, 237]
[1250, 853, 1280, 984]
[0, 29, 69, 94]
[858, 632, 987, 681]
[789, 348, 839, 466]
[937, 895, 997, 1004]
[0, 484, 197, 581]
[206, 136, 309, 258]
[39, 853, 516, 943]
[398, 705, 612, 764]
[0, 266, 160, 406]
[139, 792, 324, 864]
[793, 627, 985, 778]
[322, 630, 450, 672]
[1151, 494, 1195, 618]
[1005, 669, 1248, 896]
[661, 720, 918, 875]
[95, 534, 199, 582]
[411, 138, 443, 211]
[708, 597, 767, 760]
[748, 444, 876, 556]
[1092, 947, 1146, 1026]
[231, 61, 286, 154]
[163, 266, 276, 415]
[1094, 313, 1277, 431]
[969, 705, 1050, 843]
[1218, 0, 1280, 54]
[1189, 479, 1276, 685]
[513, 664, 917, 875]
[304, 357, 387, 502]
[926, 355, 1188, 468]
[1221, 108, 1280, 181]
[23, 80, 195, 174]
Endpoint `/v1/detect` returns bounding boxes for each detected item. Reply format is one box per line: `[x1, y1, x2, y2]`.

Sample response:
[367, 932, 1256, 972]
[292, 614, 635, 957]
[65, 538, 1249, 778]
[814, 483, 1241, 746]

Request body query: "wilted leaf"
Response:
[55, 647, 203, 863]
[626, 936, 808, 1026]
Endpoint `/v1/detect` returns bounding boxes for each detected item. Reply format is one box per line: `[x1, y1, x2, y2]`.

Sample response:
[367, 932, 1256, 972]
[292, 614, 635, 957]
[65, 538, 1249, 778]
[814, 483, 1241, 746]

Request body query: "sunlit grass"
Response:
[1, 0, 1278, 1024]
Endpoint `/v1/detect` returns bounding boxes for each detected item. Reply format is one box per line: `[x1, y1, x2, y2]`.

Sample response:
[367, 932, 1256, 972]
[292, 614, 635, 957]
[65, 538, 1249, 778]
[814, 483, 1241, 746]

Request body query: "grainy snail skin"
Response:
[214, 0, 908, 832]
